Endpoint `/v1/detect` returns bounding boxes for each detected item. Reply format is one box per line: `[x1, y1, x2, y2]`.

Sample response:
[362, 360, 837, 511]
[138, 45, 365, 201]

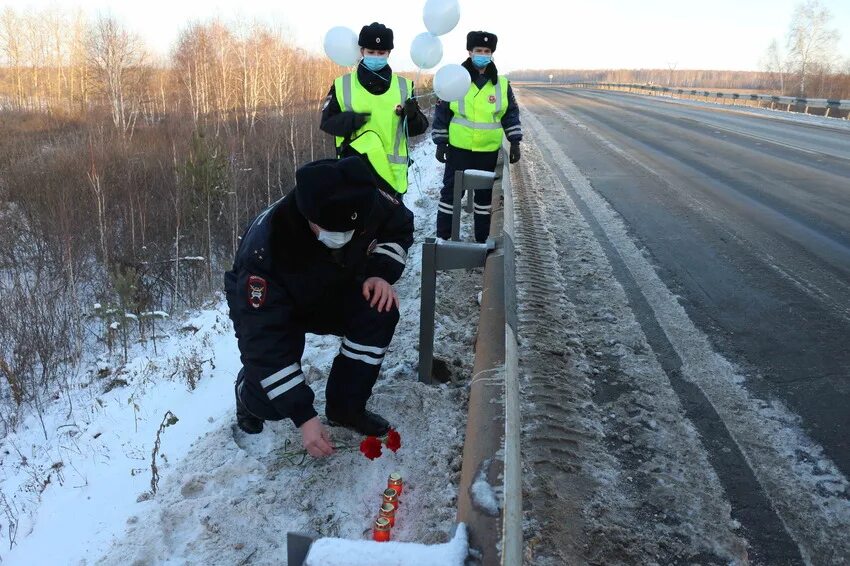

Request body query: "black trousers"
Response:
[436, 146, 499, 242]
[237, 282, 399, 421]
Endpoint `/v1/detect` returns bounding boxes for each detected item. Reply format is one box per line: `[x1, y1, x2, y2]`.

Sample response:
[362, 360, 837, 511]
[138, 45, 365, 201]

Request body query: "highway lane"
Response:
[518, 85, 850, 564]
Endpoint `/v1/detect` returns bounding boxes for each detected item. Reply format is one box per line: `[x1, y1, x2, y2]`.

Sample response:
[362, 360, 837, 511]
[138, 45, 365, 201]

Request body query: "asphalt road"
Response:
[518, 85, 850, 564]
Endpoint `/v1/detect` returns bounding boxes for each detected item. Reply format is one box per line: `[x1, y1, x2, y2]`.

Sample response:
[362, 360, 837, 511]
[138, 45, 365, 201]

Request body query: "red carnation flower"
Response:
[385, 428, 401, 453]
[359, 436, 383, 460]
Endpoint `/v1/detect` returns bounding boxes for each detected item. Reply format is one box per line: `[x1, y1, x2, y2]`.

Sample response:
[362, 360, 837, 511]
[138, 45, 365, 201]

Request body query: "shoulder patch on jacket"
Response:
[247, 275, 267, 309]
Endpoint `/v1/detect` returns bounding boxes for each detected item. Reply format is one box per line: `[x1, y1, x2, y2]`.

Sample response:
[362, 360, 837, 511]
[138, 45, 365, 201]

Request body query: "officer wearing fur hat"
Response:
[321, 22, 429, 200]
[224, 157, 414, 458]
[432, 31, 523, 242]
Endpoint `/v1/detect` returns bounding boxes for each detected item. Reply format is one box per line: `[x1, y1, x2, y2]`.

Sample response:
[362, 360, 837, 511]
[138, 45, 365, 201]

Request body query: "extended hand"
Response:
[362, 277, 399, 312]
[300, 416, 334, 458]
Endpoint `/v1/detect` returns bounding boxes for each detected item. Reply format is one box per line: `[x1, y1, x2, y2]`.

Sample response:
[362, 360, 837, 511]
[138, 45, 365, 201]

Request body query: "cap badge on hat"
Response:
[351, 212, 358, 220]
[484, 37, 489, 42]
[376, 37, 381, 44]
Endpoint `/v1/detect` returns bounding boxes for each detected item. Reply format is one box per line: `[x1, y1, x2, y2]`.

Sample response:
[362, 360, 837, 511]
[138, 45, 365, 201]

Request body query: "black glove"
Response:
[436, 144, 448, 163]
[509, 142, 521, 164]
[403, 97, 419, 118]
[341, 111, 369, 133]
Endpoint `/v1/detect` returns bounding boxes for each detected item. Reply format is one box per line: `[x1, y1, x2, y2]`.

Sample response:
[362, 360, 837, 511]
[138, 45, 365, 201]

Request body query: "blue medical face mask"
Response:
[362, 55, 388, 72]
[472, 54, 492, 69]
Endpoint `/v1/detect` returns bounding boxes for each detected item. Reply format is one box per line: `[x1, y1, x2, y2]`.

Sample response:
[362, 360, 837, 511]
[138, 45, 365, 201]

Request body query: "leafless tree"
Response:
[786, 0, 840, 97]
[761, 39, 788, 93]
[0, 8, 24, 108]
[86, 15, 147, 134]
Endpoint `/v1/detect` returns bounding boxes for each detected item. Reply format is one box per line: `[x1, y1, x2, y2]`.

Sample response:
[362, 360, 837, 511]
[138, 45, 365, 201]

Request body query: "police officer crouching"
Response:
[224, 157, 413, 458]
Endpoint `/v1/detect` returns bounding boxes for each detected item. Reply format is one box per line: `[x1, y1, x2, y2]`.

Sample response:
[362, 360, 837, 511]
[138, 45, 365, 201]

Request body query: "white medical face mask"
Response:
[317, 229, 355, 249]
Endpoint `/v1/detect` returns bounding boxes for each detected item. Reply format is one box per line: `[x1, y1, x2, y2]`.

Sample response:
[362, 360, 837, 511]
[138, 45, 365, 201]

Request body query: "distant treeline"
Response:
[507, 69, 850, 99]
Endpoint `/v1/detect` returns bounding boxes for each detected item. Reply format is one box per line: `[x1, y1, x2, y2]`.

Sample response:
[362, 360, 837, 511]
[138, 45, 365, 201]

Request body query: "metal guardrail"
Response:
[570, 82, 850, 118]
[418, 147, 522, 565]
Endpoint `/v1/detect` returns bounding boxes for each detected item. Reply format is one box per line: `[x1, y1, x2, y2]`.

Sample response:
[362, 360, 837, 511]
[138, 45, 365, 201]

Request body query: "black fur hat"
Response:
[466, 30, 497, 52]
[359, 22, 394, 50]
[295, 157, 377, 231]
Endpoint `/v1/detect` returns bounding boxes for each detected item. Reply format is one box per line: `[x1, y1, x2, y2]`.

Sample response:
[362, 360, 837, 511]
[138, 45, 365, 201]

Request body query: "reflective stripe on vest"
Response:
[334, 72, 411, 193]
[449, 76, 510, 152]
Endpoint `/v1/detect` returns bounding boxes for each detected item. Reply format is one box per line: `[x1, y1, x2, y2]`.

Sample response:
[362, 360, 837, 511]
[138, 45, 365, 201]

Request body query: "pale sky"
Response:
[3, 0, 850, 72]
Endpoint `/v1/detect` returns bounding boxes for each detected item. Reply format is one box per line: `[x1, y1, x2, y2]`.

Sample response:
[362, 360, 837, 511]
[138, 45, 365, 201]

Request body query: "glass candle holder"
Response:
[373, 517, 391, 542]
[388, 472, 403, 496]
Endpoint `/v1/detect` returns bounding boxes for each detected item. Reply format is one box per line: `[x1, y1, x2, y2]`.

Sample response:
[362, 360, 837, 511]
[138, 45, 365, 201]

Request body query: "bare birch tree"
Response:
[786, 0, 840, 96]
[761, 39, 788, 93]
[87, 15, 147, 134]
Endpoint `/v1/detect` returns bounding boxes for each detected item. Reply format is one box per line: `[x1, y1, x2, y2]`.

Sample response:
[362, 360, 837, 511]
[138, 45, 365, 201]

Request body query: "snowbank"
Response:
[305, 523, 468, 566]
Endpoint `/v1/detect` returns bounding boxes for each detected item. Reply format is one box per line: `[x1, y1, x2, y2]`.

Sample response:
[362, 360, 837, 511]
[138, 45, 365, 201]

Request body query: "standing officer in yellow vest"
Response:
[321, 23, 429, 200]
[432, 30, 522, 242]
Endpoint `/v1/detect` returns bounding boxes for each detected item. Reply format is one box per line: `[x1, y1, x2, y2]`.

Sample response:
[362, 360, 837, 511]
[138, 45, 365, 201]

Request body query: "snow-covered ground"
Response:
[0, 139, 477, 565]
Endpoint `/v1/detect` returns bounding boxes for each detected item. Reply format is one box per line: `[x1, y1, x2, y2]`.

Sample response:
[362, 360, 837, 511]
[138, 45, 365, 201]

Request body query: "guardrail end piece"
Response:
[287, 532, 318, 566]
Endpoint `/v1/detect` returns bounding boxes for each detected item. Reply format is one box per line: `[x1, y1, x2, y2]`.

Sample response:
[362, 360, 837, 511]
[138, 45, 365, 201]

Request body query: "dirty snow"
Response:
[0, 139, 476, 565]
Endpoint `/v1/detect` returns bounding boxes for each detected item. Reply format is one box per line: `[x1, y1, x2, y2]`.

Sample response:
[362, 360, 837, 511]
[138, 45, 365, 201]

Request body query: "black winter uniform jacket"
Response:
[224, 189, 414, 426]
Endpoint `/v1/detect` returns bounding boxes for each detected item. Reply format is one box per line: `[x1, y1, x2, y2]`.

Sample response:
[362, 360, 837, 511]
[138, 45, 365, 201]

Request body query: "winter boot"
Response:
[326, 407, 391, 437]
[235, 380, 264, 435]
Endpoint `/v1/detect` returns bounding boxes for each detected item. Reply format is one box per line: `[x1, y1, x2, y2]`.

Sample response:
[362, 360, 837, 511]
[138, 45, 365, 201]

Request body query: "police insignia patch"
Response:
[489, 95, 496, 103]
[247, 275, 267, 309]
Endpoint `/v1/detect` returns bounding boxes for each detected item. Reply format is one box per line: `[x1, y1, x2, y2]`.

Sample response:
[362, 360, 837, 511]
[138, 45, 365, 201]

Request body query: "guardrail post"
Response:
[419, 238, 438, 384]
[418, 238, 494, 383]
[451, 170, 464, 241]
[287, 532, 317, 566]
[451, 169, 497, 242]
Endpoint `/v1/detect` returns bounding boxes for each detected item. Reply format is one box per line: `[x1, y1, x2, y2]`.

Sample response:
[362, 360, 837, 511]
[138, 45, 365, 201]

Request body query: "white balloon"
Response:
[410, 32, 443, 70]
[323, 26, 360, 67]
[423, 0, 460, 36]
[433, 64, 471, 102]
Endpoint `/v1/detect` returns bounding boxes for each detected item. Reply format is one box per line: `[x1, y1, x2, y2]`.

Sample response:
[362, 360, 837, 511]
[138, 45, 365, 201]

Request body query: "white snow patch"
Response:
[305, 523, 468, 566]
[470, 461, 500, 517]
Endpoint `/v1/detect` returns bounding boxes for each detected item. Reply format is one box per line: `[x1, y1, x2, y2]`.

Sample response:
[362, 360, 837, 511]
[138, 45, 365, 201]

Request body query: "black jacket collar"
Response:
[462, 57, 498, 86]
[356, 62, 394, 95]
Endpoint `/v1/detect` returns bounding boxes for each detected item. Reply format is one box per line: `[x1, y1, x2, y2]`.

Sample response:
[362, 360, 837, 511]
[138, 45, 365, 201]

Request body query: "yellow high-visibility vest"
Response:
[334, 72, 412, 194]
[449, 76, 509, 152]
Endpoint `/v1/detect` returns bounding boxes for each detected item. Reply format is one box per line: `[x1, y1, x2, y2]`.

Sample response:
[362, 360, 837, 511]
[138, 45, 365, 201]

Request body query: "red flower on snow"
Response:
[385, 428, 401, 453]
[360, 436, 383, 460]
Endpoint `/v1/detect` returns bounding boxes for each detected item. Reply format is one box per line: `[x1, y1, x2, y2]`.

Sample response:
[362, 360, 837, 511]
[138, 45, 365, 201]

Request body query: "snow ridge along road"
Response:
[516, 87, 850, 565]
